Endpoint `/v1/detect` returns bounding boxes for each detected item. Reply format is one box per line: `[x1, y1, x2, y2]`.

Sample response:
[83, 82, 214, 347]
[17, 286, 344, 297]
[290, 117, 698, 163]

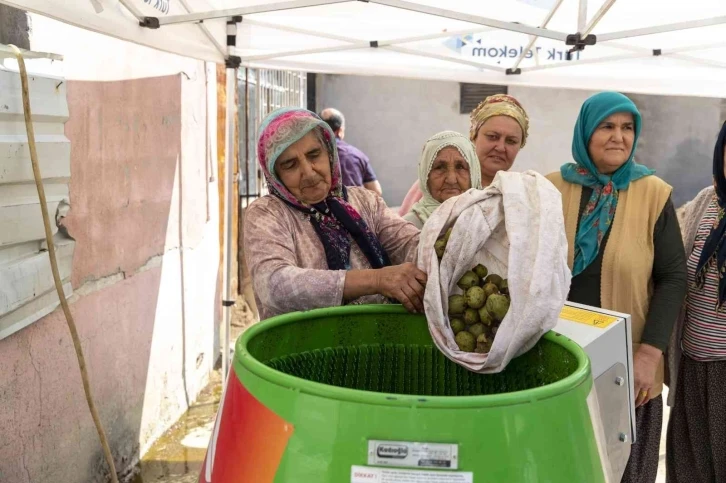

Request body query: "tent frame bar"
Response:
[118, 0, 143, 19]
[243, 18, 362, 43]
[370, 0, 569, 41]
[154, 0, 352, 26]
[511, 0, 565, 72]
[520, 41, 726, 73]
[241, 43, 369, 62]
[577, 0, 587, 32]
[598, 15, 726, 42]
[147, 0, 569, 43]
[179, 0, 227, 56]
[235, 23, 495, 63]
[239, 42, 506, 72]
[242, 19, 493, 47]
[583, 0, 617, 36]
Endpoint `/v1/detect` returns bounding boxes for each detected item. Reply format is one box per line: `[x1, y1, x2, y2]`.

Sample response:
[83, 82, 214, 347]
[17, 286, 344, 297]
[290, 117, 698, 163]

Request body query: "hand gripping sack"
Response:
[417, 171, 571, 373]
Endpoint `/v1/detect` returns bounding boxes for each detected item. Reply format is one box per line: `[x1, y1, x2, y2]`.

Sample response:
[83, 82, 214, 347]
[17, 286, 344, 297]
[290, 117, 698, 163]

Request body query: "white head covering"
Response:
[408, 131, 482, 225]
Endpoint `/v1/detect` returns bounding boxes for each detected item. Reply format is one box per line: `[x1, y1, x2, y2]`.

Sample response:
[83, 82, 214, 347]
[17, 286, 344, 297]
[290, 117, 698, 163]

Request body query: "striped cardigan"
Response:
[667, 185, 716, 406]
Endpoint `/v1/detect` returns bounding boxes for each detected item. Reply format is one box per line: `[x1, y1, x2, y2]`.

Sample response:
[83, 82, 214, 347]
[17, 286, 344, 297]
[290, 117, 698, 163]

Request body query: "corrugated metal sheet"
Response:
[0, 64, 73, 340]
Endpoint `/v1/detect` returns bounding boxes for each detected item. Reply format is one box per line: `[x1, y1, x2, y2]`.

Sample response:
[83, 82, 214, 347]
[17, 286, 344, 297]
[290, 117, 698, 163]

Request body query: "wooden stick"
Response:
[9, 44, 119, 483]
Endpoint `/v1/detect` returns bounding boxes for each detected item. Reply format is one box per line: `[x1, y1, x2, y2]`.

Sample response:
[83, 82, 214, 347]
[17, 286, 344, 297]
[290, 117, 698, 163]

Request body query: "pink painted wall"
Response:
[0, 72, 219, 482]
[64, 76, 182, 286]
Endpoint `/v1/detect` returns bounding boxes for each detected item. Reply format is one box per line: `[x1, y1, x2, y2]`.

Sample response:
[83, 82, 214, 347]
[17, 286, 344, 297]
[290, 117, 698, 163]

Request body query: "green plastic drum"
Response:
[200, 305, 605, 483]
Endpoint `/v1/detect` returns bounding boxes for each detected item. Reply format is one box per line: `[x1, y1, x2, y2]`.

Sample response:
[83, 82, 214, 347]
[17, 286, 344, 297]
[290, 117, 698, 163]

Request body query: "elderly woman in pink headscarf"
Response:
[244, 107, 426, 320]
[398, 94, 530, 216]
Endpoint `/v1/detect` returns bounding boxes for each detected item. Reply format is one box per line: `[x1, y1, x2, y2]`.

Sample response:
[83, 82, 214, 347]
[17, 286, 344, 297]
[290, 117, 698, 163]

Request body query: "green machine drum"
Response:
[199, 305, 605, 482]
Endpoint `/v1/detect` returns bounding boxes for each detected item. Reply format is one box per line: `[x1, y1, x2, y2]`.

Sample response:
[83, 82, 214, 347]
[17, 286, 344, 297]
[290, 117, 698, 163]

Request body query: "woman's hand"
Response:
[375, 263, 428, 313]
[633, 343, 662, 407]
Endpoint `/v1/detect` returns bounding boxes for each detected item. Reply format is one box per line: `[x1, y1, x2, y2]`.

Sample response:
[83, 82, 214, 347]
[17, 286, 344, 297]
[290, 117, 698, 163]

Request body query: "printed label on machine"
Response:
[559, 305, 618, 329]
[351, 465, 473, 483]
[368, 440, 458, 469]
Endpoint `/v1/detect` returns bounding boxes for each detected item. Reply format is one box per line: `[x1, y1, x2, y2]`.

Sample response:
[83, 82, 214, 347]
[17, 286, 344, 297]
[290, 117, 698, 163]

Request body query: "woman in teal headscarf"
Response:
[547, 92, 687, 483]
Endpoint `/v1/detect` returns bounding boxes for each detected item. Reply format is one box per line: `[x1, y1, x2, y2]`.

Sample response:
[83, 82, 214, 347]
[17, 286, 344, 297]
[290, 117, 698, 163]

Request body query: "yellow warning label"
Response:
[559, 305, 619, 329]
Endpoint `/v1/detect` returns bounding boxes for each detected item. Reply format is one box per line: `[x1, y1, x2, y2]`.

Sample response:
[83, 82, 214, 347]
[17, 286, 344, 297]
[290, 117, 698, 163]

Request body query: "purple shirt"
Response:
[336, 139, 377, 187]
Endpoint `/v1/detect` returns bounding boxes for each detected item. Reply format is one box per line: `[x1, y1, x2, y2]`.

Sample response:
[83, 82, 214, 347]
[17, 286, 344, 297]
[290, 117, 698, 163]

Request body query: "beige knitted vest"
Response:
[548, 172, 672, 398]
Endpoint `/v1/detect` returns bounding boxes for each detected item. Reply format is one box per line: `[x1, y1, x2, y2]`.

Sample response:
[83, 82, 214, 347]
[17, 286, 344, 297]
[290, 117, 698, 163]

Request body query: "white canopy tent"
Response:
[2, 0, 726, 97]
[3, 0, 726, 377]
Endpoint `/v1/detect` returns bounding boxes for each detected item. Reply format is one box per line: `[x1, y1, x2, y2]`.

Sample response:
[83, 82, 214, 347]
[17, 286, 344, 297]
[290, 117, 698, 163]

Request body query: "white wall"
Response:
[316, 74, 725, 208]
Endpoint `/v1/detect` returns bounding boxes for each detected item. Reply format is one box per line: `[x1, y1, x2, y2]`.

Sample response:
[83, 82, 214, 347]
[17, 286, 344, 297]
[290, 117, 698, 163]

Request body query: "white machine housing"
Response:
[554, 302, 635, 481]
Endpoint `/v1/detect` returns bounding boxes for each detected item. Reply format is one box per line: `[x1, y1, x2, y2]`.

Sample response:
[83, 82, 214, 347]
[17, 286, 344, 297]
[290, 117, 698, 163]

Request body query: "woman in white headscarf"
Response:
[403, 131, 482, 229]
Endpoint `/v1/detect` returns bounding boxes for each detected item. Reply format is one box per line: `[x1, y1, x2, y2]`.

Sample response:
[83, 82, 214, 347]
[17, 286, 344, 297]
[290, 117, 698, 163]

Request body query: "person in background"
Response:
[244, 108, 424, 320]
[320, 107, 383, 196]
[547, 91, 687, 483]
[666, 121, 726, 483]
[403, 131, 481, 229]
[398, 94, 529, 216]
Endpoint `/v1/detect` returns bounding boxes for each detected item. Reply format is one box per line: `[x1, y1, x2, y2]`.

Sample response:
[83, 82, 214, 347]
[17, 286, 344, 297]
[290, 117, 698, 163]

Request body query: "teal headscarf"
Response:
[560, 91, 655, 276]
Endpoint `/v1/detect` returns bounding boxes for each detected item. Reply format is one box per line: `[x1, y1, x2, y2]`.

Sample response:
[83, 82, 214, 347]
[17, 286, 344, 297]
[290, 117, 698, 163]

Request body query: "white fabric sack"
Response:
[417, 170, 571, 373]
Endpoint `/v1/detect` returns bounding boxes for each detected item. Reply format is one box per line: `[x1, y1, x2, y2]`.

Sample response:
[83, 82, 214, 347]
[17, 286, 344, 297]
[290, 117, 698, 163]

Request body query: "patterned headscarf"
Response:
[469, 94, 530, 147]
[258, 107, 391, 271]
[410, 131, 482, 225]
[695, 121, 726, 309]
[560, 91, 654, 277]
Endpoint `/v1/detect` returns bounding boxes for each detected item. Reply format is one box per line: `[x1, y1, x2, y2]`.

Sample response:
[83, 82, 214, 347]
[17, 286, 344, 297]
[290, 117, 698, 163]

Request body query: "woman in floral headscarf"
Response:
[398, 94, 529, 216]
[244, 107, 425, 320]
[547, 92, 687, 483]
[403, 131, 481, 229]
[666, 121, 726, 483]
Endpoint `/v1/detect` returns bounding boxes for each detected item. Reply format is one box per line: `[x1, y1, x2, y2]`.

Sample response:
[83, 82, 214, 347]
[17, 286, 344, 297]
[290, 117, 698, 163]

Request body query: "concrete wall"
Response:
[0, 13, 220, 483]
[316, 74, 725, 208]
[315, 74, 469, 206]
[629, 93, 724, 208]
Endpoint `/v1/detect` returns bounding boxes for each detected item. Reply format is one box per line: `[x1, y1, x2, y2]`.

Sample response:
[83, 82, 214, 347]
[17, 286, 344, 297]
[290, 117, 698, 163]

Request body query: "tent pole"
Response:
[221, 64, 234, 380]
[222, 20, 240, 380]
